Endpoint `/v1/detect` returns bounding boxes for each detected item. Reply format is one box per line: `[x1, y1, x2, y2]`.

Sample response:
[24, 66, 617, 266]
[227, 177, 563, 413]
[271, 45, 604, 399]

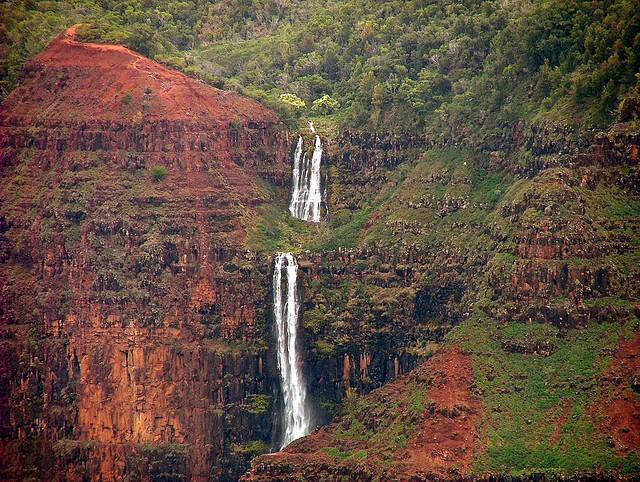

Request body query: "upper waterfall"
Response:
[273, 253, 311, 449]
[288, 122, 325, 222]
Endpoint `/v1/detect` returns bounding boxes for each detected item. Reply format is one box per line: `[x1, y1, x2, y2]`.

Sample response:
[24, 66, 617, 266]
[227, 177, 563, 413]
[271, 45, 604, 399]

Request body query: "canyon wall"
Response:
[2, 25, 639, 482]
[244, 115, 640, 480]
[0, 26, 288, 481]
[0, 27, 432, 481]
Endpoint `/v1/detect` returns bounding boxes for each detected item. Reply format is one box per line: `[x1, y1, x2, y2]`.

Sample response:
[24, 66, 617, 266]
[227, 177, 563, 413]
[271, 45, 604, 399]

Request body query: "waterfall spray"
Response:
[288, 122, 324, 222]
[273, 253, 311, 448]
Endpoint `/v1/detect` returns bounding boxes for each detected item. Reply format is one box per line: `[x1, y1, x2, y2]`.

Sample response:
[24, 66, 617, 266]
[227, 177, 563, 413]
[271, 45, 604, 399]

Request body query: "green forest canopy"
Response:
[2, 0, 639, 136]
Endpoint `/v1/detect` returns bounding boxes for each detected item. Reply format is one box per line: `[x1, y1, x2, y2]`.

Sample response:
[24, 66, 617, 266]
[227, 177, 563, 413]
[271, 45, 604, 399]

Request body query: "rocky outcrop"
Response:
[245, 346, 483, 481]
[332, 130, 426, 171]
[326, 131, 425, 211]
[294, 246, 473, 423]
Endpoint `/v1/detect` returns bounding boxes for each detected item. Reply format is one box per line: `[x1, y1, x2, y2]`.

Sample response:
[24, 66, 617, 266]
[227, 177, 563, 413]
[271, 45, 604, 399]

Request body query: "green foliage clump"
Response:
[277, 93, 307, 125]
[150, 165, 168, 182]
[279, 93, 306, 111]
[232, 440, 270, 456]
[245, 394, 271, 415]
[302, 309, 325, 333]
[126, 24, 157, 58]
[312, 94, 340, 115]
[323, 447, 353, 460]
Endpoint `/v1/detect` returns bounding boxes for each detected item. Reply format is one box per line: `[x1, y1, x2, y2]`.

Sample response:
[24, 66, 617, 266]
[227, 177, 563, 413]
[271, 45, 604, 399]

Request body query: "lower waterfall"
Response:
[273, 252, 311, 449]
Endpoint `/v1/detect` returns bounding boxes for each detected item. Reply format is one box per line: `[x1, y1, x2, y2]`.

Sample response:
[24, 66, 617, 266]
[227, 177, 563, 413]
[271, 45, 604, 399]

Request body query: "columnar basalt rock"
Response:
[293, 247, 471, 414]
[0, 26, 288, 480]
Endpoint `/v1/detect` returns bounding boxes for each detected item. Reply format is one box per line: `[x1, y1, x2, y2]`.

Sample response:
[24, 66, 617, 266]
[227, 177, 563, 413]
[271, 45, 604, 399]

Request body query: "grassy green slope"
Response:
[450, 313, 640, 476]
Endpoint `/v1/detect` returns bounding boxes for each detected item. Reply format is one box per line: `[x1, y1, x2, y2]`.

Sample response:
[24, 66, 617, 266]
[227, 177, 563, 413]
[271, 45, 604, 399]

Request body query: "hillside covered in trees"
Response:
[2, 0, 639, 133]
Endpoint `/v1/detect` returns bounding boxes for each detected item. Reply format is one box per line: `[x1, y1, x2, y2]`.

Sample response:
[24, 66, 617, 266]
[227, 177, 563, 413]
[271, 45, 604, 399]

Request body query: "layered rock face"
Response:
[247, 112, 640, 479]
[2, 24, 640, 482]
[295, 246, 460, 419]
[0, 27, 441, 481]
[0, 26, 288, 480]
[246, 345, 482, 481]
[1, 25, 287, 185]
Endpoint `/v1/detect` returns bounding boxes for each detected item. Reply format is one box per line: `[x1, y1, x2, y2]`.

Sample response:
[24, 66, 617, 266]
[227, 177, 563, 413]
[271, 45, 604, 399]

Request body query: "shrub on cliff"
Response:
[150, 165, 168, 182]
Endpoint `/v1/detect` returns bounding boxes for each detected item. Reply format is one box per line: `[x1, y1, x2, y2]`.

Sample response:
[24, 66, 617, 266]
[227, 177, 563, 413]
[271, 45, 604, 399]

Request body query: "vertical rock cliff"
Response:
[0, 25, 289, 480]
[243, 121, 640, 480]
[2, 23, 639, 482]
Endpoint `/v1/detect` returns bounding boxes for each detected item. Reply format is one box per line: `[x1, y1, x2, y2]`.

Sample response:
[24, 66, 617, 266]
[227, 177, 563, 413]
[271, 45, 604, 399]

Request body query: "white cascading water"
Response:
[288, 122, 324, 222]
[273, 253, 311, 449]
[288, 135, 304, 219]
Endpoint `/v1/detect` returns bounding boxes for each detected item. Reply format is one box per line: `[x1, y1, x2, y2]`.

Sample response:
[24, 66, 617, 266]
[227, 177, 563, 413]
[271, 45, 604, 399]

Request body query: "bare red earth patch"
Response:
[399, 345, 482, 479]
[589, 332, 640, 454]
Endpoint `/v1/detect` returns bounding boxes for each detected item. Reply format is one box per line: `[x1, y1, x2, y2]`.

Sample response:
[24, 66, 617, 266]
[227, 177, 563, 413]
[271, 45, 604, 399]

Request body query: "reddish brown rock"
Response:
[0, 26, 288, 480]
[589, 333, 640, 455]
[245, 346, 483, 481]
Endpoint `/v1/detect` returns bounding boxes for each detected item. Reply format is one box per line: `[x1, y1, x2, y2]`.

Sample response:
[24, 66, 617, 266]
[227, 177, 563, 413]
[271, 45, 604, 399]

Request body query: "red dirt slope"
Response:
[246, 345, 484, 481]
[0, 24, 288, 241]
[3, 24, 269, 124]
[590, 332, 640, 455]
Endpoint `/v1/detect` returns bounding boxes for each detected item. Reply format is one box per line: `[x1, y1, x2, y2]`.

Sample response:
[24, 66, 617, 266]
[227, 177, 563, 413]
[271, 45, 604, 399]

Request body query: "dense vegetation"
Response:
[2, 0, 639, 135]
[292, 315, 640, 478]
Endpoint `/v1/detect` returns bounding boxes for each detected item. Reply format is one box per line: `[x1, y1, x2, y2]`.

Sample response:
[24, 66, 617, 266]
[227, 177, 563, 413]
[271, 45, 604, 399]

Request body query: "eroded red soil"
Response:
[5, 24, 272, 124]
[247, 345, 484, 481]
[400, 345, 482, 479]
[590, 332, 640, 454]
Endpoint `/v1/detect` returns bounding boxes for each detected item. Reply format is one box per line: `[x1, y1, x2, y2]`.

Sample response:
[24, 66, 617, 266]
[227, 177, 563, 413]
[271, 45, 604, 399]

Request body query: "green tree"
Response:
[278, 93, 307, 120]
[311, 94, 340, 115]
[126, 24, 158, 58]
